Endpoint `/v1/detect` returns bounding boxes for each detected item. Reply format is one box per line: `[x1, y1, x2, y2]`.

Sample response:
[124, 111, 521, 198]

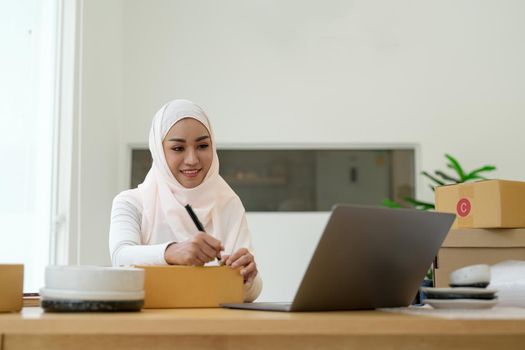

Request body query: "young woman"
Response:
[109, 99, 262, 301]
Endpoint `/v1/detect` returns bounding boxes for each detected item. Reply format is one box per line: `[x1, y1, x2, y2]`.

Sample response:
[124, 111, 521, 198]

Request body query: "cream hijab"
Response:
[138, 99, 243, 245]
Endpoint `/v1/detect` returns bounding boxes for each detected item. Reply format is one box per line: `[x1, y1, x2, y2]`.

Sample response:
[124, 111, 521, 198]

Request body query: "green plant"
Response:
[383, 153, 496, 210]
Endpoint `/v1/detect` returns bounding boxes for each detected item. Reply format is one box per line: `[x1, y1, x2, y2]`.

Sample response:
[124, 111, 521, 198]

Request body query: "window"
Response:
[0, 0, 58, 292]
[130, 148, 415, 211]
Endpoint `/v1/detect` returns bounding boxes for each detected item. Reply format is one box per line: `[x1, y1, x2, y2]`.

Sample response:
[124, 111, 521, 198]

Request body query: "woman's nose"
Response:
[184, 149, 198, 165]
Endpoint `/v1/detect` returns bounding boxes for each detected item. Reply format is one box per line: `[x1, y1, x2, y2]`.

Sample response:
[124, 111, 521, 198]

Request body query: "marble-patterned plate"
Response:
[421, 287, 497, 300]
[424, 298, 498, 309]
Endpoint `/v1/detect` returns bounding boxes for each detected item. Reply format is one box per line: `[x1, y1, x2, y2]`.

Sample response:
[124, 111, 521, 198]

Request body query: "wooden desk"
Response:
[1, 307, 524, 350]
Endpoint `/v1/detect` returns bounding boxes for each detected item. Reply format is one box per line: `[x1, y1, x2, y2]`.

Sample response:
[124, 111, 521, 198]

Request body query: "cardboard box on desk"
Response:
[435, 228, 525, 287]
[435, 179, 525, 228]
[0, 264, 23, 312]
[136, 265, 244, 308]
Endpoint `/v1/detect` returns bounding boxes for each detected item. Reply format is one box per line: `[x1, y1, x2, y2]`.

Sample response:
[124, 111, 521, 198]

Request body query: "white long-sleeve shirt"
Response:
[109, 189, 262, 302]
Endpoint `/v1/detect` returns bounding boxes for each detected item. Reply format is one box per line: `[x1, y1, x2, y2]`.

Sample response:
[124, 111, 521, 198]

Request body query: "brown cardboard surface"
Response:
[435, 247, 525, 287]
[0, 264, 23, 312]
[442, 228, 525, 247]
[435, 228, 525, 287]
[137, 265, 243, 308]
[435, 179, 525, 228]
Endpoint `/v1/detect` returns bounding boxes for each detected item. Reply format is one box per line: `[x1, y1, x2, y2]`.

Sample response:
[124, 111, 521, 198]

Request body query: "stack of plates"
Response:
[421, 287, 498, 309]
[40, 266, 145, 312]
[422, 264, 498, 309]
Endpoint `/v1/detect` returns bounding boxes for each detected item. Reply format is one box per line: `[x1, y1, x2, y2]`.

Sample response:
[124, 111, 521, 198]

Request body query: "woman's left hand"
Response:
[222, 248, 258, 284]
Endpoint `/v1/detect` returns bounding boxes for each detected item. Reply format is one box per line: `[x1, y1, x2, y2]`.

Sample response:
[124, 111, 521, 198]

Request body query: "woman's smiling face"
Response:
[162, 118, 213, 188]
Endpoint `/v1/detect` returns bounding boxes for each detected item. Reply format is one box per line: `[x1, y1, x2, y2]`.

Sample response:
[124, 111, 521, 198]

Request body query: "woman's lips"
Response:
[180, 169, 201, 178]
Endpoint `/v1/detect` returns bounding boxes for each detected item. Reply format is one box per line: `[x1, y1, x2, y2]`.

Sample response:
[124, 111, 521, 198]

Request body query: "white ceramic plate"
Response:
[424, 298, 498, 309]
[39, 288, 144, 301]
[41, 266, 145, 302]
[44, 266, 144, 293]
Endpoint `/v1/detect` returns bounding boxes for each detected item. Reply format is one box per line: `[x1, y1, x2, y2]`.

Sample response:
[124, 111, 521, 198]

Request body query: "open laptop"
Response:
[221, 204, 455, 312]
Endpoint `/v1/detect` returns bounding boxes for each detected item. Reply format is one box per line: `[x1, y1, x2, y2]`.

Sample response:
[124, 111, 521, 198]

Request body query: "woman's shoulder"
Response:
[216, 182, 242, 209]
[112, 188, 143, 211]
[218, 190, 246, 214]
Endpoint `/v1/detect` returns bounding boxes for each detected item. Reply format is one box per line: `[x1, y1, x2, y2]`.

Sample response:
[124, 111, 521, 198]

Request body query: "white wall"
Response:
[75, 0, 123, 265]
[76, 0, 525, 301]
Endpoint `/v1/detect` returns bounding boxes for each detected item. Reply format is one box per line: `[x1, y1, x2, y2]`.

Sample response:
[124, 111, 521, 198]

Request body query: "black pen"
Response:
[184, 204, 222, 263]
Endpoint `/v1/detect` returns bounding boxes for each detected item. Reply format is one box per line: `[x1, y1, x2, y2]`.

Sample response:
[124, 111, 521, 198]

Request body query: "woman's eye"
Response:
[198, 144, 209, 149]
[172, 146, 184, 152]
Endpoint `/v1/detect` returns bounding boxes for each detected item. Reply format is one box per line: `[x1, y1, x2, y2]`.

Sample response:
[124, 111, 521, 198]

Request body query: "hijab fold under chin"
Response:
[137, 99, 241, 246]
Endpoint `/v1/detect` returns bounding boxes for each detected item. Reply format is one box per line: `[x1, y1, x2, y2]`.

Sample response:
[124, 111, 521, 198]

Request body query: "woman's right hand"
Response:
[164, 233, 223, 266]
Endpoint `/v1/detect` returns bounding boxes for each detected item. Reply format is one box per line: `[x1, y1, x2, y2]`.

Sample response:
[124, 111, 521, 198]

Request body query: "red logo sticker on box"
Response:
[456, 198, 471, 217]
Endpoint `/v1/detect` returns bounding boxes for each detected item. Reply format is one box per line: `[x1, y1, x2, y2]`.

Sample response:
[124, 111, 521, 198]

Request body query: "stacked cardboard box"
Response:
[136, 265, 244, 308]
[0, 264, 23, 312]
[434, 180, 525, 287]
